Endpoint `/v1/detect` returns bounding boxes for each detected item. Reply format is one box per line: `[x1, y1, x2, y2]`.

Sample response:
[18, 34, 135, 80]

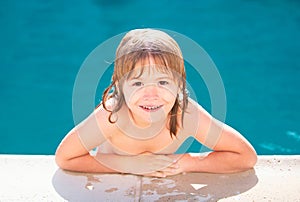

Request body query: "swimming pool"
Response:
[0, 0, 299, 154]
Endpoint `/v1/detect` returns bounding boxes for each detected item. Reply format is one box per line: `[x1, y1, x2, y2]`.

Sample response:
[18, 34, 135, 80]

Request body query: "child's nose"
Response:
[142, 84, 158, 99]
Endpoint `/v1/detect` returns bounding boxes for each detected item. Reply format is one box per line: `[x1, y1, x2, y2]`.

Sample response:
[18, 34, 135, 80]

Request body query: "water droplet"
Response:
[85, 183, 94, 190]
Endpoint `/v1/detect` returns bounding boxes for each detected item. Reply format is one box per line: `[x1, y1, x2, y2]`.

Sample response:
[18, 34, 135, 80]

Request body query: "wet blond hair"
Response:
[101, 28, 188, 138]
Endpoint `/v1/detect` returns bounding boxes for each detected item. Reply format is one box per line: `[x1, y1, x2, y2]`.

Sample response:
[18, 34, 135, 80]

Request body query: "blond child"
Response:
[55, 28, 257, 177]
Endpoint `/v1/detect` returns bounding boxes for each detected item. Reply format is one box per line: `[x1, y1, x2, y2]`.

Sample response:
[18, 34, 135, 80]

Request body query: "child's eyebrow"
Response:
[128, 76, 173, 81]
[155, 76, 172, 80]
[128, 77, 141, 80]
[128, 75, 142, 80]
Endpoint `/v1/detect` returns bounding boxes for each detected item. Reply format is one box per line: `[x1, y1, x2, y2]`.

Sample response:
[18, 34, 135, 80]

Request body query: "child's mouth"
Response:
[139, 105, 163, 112]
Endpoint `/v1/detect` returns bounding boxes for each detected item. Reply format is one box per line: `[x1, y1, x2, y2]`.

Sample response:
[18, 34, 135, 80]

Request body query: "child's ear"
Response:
[114, 81, 120, 94]
[178, 84, 183, 93]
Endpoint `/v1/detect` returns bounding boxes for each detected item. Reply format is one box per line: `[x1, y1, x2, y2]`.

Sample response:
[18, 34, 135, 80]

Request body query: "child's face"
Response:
[122, 59, 179, 126]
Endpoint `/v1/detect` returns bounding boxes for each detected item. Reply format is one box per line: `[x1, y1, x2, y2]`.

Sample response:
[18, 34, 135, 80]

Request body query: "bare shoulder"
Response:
[94, 98, 116, 121]
[183, 98, 211, 123]
[185, 98, 210, 115]
[180, 98, 214, 143]
[180, 98, 207, 136]
[94, 104, 110, 120]
[81, 98, 119, 142]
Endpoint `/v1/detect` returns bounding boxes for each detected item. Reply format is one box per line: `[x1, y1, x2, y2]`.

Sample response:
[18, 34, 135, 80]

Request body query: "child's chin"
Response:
[142, 114, 167, 123]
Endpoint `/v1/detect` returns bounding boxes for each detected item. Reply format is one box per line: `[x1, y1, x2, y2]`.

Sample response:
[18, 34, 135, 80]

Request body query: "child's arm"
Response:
[55, 129, 117, 173]
[55, 104, 177, 175]
[55, 107, 114, 172]
[55, 108, 176, 174]
[170, 99, 257, 174]
[55, 131, 176, 175]
[176, 123, 257, 174]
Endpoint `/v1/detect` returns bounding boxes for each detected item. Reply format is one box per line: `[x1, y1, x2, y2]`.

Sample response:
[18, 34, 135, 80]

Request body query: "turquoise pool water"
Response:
[0, 1, 299, 155]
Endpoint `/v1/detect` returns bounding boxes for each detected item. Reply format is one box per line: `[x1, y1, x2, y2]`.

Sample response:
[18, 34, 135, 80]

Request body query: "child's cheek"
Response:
[160, 85, 179, 98]
[126, 91, 144, 107]
[159, 88, 177, 101]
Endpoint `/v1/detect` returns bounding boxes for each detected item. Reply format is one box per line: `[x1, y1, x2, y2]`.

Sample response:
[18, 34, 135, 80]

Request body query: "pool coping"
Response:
[0, 155, 299, 201]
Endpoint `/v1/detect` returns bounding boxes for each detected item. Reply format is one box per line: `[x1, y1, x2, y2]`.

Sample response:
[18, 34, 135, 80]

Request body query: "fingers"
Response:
[166, 154, 184, 164]
[144, 171, 167, 178]
[143, 162, 181, 178]
[160, 165, 181, 176]
[150, 155, 177, 170]
[125, 154, 176, 175]
[143, 169, 180, 178]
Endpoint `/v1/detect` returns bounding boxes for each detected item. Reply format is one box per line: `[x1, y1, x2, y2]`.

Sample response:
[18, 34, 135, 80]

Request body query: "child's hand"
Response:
[95, 153, 185, 177]
[142, 161, 182, 178]
[96, 152, 177, 175]
[126, 153, 176, 175]
[144, 154, 191, 178]
[141, 154, 188, 178]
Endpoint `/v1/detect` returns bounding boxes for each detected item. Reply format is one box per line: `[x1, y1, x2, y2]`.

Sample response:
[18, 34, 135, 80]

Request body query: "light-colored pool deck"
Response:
[0, 155, 299, 201]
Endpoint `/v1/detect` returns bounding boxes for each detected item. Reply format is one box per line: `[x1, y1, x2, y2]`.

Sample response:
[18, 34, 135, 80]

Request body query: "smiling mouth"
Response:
[139, 105, 163, 112]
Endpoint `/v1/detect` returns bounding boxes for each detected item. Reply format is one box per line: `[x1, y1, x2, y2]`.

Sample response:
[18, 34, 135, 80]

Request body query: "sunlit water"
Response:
[0, 0, 299, 154]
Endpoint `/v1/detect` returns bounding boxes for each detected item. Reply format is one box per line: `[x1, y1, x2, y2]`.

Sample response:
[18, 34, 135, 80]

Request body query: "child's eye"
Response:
[158, 81, 169, 86]
[132, 82, 143, 87]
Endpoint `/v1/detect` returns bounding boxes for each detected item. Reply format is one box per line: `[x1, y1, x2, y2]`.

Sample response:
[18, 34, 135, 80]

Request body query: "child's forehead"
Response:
[125, 54, 178, 80]
[128, 65, 172, 79]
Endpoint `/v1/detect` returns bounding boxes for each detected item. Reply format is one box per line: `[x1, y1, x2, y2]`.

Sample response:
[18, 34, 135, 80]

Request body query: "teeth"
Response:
[141, 105, 160, 110]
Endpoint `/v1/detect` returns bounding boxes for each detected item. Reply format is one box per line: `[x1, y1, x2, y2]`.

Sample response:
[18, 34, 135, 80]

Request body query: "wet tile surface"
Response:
[0, 155, 299, 201]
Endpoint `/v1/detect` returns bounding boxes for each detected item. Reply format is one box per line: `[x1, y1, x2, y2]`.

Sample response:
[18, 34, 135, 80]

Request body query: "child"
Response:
[55, 28, 257, 178]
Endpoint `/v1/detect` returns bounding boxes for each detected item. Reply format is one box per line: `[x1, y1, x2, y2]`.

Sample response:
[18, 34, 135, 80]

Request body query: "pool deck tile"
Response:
[0, 155, 299, 201]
